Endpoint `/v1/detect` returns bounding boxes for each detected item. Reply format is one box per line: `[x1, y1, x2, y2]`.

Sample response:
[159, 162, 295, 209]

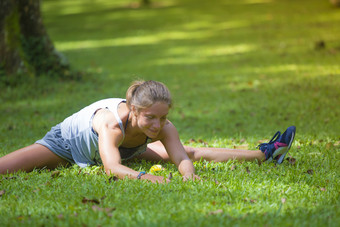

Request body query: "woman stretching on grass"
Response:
[0, 80, 296, 182]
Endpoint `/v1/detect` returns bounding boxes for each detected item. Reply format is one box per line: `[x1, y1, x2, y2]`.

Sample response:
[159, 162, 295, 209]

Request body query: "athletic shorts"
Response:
[35, 124, 75, 164]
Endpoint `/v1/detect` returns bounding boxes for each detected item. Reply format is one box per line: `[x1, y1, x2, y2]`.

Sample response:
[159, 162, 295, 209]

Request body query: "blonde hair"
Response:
[126, 80, 172, 111]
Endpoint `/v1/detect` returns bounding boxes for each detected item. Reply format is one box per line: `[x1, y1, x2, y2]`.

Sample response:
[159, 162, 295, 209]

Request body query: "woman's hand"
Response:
[140, 174, 170, 184]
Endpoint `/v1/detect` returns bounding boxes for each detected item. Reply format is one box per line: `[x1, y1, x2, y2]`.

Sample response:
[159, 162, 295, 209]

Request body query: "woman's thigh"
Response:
[0, 144, 70, 174]
[136, 141, 171, 162]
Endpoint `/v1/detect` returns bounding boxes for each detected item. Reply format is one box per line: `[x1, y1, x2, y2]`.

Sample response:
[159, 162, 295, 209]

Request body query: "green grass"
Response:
[0, 0, 339, 226]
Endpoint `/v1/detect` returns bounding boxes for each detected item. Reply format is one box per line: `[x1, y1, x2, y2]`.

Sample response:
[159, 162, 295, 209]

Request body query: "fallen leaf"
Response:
[91, 205, 102, 212]
[0, 190, 5, 197]
[314, 40, 326, 50]
[17, 216, 24, 221]
[306, 169, 314, 175]
[188, 139, 197, 143]
[108, 176, 119, 183]
[287, 157, 296, 165]
[325, 142, 333, 150]
[4, 176, 17, 180]
[229, 109, 236, 114]
[51, 170, 61, 178]
[198, 139, 208, 146]
[82, 197, 100, 204]
[244, 198, 257, 203]
[230, 165, 237, 171]
[104, 207, 116, 213]
[208, 209, 223, 215]
[211, 201, 216, 206]
[92, 205, 116, 214]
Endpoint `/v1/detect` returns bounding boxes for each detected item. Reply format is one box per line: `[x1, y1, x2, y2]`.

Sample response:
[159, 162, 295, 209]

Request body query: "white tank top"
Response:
[60, 98, 125, 167]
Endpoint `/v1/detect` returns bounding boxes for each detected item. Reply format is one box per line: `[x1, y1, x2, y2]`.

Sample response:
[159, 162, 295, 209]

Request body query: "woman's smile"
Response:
[134, 101, 169, 138]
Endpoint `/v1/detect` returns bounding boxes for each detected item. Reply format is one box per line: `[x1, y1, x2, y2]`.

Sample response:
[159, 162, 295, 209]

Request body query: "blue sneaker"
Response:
[258, 126, 296, 164]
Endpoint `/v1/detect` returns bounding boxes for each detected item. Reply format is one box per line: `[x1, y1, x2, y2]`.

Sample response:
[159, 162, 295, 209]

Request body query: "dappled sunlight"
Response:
[215, 20, 252, 30]
[243, 0, 272, 4]
[248, 64, 340, 77]
[205, 44, 256, 57]
[56, 37, 158, 51]
[184, 20, 250, 31]
[152, 56, 206, 66]
[55, 30, 214, 51]
[152, 44, 256, 66]
[165, 44, 256, 56]
[43, 0, 178, 17]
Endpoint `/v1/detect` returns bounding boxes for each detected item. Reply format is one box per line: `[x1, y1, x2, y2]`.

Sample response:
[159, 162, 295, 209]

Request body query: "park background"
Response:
[0, 0, 339, 226]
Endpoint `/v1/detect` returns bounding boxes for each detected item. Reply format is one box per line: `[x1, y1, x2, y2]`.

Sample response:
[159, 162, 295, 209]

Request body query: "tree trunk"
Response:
[141, 0, 151, 6]
[330, 0, 340, 7]
[0, 0, 70, 81]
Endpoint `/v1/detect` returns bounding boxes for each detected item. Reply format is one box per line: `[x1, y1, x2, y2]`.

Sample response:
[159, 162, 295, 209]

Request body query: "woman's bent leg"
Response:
[137, 141, 171, 162]
[137, 141, 265, 163]
[0, 144, 70, 174]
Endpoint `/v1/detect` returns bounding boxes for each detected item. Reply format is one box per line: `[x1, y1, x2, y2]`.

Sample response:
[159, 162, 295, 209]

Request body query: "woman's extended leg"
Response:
[0, 144, 70, 174]
[184, 146, 265, 162]
[138, 141, 265, 163]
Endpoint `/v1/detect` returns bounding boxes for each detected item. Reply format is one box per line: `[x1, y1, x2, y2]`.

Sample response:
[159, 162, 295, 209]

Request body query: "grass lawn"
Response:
[0, 0, 339, 226]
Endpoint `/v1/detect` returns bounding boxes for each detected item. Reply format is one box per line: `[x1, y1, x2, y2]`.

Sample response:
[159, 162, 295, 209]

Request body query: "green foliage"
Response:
[0, 0, 339, 226]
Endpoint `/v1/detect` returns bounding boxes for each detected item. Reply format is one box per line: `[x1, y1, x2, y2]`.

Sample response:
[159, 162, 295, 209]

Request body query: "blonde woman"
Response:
[0, 80, 296, 182]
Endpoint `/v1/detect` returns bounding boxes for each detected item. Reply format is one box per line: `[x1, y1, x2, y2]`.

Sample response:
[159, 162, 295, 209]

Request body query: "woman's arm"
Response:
[93, 109, 168, 183]
[160, 121, 200, 180]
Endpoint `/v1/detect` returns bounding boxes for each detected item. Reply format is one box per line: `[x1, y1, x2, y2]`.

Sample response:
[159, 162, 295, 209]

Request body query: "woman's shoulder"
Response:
[92, 108, 122, 134]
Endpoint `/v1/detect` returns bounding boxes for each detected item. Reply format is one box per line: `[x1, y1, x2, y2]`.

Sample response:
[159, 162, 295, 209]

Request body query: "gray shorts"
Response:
[35, 124, 75, 164]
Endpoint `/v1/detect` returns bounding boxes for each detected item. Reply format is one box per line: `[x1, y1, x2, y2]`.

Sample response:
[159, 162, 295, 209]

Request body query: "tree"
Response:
[0, 0, 70, 81]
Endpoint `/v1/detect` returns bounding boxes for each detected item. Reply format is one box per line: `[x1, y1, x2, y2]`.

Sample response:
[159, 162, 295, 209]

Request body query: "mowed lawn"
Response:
[0, 0, 339, 226]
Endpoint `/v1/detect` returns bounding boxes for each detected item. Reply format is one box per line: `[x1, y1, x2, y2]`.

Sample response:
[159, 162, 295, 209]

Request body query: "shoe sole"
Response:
[276, 131, 295, 164]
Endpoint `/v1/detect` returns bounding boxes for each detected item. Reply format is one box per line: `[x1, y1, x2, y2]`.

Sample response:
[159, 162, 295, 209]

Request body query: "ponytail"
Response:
[126, 80, 172, 111]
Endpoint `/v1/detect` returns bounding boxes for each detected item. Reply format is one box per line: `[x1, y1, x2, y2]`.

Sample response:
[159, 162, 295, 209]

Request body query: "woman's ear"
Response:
[131, 105, 138, 116]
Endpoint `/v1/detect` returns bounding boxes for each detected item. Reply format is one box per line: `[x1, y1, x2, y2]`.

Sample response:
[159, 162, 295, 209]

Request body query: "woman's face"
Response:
[134, 102, 169, 138]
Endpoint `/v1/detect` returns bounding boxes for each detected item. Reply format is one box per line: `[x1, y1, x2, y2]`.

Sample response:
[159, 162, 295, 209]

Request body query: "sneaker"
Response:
[258, 126, 296, 164]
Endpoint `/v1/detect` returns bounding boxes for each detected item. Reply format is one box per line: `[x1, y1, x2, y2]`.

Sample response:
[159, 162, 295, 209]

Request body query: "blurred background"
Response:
[1, 0, 339, 150]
